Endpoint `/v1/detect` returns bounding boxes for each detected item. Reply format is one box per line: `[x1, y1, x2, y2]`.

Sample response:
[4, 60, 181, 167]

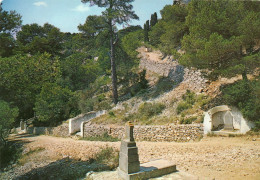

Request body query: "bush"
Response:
[177, 90, 197, 114]
[0, 100, 18, 145]
[177, 101, 192, 114]
[222, 79, 260, 128]
[94, 147, 119, 170]
[80, 132, 120, 142]
[34, 83, 79, 126]
[180, 116, 197, 124]
[0, 142, 22, 169]
[138, 102, 166, 118]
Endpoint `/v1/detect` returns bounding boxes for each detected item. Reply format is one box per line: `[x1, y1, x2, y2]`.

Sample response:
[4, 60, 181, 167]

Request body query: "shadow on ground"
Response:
[15, 158, 110, 180]
[0, 134, 32, 170]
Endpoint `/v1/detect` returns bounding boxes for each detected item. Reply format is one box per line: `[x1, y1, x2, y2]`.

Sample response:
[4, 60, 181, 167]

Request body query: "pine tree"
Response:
[81, 0, 139, 104]
[180, 0, 260, 80]
[144, 23, 149, 42]
[150, 12, 158, 27]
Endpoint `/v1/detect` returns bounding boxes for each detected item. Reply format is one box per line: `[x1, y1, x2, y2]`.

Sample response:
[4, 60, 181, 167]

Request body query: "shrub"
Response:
[34, 83, 79, 126]
[0, 100, 18, 145]
[180, 116, 197, 124]
[222, 79, 260, 128]
[80, 132, 120, 142]
[0, 142, 22, 169]
[177, 90, 199, 114]
[108, 111, 115, 117]
[138, 102, 166, 118]
[94, 147, 119, 170]
[177, 101, 192, 114]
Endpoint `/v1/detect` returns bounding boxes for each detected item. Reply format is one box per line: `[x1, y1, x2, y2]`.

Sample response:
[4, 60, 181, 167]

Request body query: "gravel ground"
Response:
[1, 134, 260, 180]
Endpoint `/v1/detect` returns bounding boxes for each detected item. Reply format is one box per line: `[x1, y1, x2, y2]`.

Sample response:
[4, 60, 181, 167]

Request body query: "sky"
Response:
[1, 0, 173, 33]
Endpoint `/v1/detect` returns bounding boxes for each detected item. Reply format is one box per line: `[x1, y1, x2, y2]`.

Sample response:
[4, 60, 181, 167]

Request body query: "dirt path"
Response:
[3, 134, 260, 180]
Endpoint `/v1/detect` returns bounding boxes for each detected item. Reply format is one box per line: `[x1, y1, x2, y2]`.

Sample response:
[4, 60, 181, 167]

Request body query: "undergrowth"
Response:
[80, 132, 120, 142]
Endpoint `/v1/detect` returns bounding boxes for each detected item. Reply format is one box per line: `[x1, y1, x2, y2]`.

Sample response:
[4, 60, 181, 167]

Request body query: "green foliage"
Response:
[94, 147, 119, 170]
[34, 83, 79, 126]
[78, 76, 113, 113]
[0, 141, 22, 169]
[0, 6, 22, 57]
[0, 100, 18, 144]
[16, 23, 64, 55]
[149, 77, 175, 98]
[180, 116, 197, 124]
[180, 0, 260, 80]
[144, 20, 150, 42]
[108, 111, 115, 117]
[80, 132, 120, 142]
[61, 52, 101, 91]
[150, 12, 158, 27]
[222, 79, 260, 128]
[177, 102, 192, 114]
[149, 21, 165, 47]
[159, 4, 188, 54]
[148, 3, 188, 52]
[0, 53, 61, 120]
[138, 102, 165, 118]
[121, 30, 143, 59]
[176, 90, 196, 114]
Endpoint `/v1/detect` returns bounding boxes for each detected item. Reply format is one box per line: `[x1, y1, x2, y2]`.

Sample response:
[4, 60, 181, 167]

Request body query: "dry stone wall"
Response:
[139, 58, 184, 83]
[26, 123, 69, 137]
[83, 123, 203, 142]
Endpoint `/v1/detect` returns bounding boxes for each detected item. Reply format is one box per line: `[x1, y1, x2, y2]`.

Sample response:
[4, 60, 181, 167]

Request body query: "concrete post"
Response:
[118, 121, 140, 178]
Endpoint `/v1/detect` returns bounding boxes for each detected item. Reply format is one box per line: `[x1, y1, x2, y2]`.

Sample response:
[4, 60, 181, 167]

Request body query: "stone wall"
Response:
[139, 58, 184, 83]
[83, 123, 203, 142]
[26, 123, 69, 137]
[69, 110, 106, 134]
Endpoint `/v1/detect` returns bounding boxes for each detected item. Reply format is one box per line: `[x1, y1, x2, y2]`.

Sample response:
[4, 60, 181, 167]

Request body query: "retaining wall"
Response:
[69, 110, 106, 134]
[26, 123, 69, 137]
[83, 123, 203, 142]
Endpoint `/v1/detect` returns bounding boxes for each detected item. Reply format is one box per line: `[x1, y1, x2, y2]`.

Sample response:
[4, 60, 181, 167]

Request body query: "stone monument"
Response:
[118, 121, 177, 180]
[118, 121, 140, 177]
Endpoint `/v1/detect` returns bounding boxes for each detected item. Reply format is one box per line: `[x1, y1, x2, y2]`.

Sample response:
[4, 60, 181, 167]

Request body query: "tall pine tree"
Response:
[81, 0, 139, 104]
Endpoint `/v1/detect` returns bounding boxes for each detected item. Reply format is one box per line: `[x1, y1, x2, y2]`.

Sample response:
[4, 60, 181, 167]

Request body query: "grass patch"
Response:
[125, 102, 166, 124]
[180, 116, 197, 124]
[94, 147, 119, 170]
[0, 142, 23, 169]
[18, 147, 45, 166]
[80, 132, 120, 142]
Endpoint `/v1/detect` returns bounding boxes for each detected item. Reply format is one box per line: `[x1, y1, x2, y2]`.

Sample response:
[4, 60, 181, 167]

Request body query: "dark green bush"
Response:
[177, 101, 192, 114]
[176, 90, 196, 114]
[138, 102, 166, 118]
[0, 142, 22, 169]
[222, 79, 260, 128]
[80, 132, 120, 142]
[180, 116, 197, 124]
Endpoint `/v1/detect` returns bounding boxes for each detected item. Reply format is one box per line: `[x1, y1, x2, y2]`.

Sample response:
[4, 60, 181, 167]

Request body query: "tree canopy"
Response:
[180, 0, 260, 80]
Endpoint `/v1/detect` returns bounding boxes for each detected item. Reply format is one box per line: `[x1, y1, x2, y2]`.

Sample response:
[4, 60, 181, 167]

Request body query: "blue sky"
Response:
[1, 0, 173, 33]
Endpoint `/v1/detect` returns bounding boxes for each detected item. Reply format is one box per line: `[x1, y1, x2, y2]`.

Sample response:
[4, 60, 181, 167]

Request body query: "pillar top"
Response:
[126, 121, 134, 127]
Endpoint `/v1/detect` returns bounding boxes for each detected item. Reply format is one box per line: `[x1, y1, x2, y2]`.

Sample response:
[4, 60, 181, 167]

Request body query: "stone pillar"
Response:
[20, 121, 25, 130]
[118, 121, 140, 178]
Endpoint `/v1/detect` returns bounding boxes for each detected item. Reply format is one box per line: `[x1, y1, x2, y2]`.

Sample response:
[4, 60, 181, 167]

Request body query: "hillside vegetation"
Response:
[0, 0, 260, 169]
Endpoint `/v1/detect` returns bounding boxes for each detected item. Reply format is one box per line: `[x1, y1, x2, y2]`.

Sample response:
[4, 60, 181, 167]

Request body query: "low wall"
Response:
[26, 123, 69, 137]
[83, 123, 203, 142]
[69, 110, 106, 134]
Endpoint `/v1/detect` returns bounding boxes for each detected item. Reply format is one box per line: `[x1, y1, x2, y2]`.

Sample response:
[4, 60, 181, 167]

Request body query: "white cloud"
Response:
[0, 0, 4, 4]
[72, 4, 90, 12]
[33, 1, 47, 7]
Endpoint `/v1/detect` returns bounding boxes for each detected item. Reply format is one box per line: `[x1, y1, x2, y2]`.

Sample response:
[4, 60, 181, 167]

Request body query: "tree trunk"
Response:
[242, 70, 248, 81]
[240, 45, 248, 81]
[109, 20, 118, 104]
